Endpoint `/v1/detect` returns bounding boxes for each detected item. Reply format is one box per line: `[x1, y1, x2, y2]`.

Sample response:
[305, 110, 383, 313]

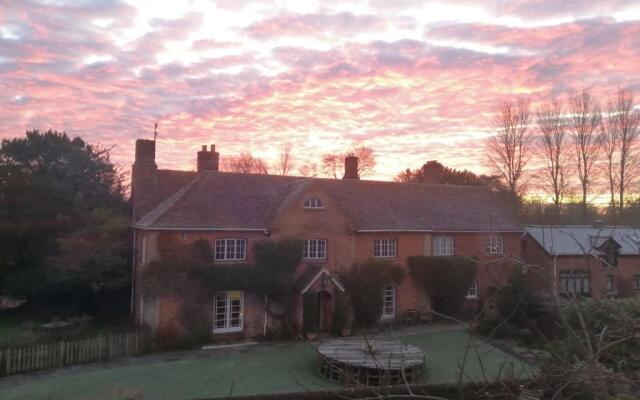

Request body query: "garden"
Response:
[0, 328, 532, 400]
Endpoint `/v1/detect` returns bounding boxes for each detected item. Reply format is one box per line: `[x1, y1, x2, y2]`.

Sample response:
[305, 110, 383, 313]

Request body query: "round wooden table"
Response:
[318, 339, 425, 386]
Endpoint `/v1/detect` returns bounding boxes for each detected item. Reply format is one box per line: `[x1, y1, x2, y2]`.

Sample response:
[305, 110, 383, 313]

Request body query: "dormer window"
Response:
[304, 197, 323, 209]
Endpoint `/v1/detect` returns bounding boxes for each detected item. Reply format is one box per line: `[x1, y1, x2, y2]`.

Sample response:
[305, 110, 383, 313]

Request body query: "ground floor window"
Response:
[559, 271, 590, 296]
[466, 281, 478, 298]
[213, 291, 243, 333]
[381, 286, 396, 319]
[606, 275, 614, 292]
[635, 275, 640, 290]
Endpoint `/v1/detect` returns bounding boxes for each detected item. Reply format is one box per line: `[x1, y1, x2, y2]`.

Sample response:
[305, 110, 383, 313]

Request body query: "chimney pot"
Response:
[343, 155, 359, 180]
[197, 143, 220, 172]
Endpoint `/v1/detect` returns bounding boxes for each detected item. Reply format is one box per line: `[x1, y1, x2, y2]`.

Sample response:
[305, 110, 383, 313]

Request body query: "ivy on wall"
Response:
[408, 256, 477, 316]
[341, 261, 405, 327]
[142, 235, 303, 347]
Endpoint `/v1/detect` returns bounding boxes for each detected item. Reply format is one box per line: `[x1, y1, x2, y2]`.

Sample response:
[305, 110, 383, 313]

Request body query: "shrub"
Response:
[342, 261, 404, 327]
[496, 268, 544, 327]
[408, 256, 477, 316]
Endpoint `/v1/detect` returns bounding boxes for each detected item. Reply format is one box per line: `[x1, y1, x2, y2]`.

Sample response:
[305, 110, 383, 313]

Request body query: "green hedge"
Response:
[408, 256, 477, 316]
[341, 261, 405, 327]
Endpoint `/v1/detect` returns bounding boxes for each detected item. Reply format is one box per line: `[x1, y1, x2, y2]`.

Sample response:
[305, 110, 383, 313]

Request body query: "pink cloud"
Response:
[1, 2, 639, 182]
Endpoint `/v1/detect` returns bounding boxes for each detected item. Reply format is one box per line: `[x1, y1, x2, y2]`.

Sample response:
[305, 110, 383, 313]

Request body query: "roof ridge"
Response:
[135, 173, 205, 228]
[202, 170, 492, 189]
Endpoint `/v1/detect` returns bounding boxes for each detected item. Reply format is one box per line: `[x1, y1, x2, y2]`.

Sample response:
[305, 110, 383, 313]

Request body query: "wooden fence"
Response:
[0, 330, 150, 377]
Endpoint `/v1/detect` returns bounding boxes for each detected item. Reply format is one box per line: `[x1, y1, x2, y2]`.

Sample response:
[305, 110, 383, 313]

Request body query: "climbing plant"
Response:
[142, 234, 303, 346]
[408, 256, 477, 316]
[341, 261, 405, 327]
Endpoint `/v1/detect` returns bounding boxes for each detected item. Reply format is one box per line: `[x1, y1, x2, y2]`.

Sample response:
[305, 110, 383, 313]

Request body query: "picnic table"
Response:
[318, 339, 425, 386]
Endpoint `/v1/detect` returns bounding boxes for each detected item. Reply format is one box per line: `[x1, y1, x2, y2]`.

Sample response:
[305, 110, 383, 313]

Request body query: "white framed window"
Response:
[606, 275, 614, 292]
[181, 232, 188, 241]
[466, 281, 478, 298]
[215, 238, 247, 261]
[303, 239, 327, 259]
[381, 286, 396, 319]
[213, 291, 243, 333]
[636, 275, 640, 290]
[373, 239, 397, 258]
[559, 271, 590, 296]
[484, 236, 504, 255]
[433, 236, 454, 256]
[303, 197, 323, 209]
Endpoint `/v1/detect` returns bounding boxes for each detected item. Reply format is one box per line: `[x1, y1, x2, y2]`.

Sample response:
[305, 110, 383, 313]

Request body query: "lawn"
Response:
[0, 329, 533, 400]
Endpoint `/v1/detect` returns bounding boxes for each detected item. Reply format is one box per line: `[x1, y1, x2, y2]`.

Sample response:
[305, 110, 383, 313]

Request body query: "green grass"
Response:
[0, 330, 533, 400]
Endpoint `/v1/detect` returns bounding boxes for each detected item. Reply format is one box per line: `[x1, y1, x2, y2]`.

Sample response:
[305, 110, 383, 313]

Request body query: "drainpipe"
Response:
[131, 229, 136, 317]
[553, 254, 558, 296]
[263, 294, 268, 336]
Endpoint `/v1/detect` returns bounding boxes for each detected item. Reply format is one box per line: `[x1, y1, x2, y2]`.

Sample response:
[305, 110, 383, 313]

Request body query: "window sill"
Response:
[465, 295, 478, 299]
[214, 260, 247, 264]
[380, 314, 395, 320]
[213, 326, 243, 334]
[372, 256, 397, 260]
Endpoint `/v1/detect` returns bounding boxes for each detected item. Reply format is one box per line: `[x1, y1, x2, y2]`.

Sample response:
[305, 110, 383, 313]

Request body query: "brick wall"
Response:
[523, 234, 640, 299]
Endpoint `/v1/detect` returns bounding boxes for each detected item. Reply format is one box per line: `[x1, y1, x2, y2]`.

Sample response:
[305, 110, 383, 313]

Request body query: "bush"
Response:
[408, 256, 477, 316]
[496, 268, 544, 327]
[342, 261, 404, 327]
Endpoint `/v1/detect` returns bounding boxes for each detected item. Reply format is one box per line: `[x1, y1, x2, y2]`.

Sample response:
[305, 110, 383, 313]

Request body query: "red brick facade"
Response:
[135, 227, 523, 340]
[524, 234, 640, 299]
[131, 140, 524, 342]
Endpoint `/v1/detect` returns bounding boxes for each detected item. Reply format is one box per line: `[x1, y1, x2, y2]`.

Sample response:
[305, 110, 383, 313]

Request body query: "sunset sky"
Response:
[2, 0, 640, 180]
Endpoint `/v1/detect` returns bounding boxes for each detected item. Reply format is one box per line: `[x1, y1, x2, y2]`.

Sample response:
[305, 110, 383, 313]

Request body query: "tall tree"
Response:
[568, 88, 601, 222]
[321, 146, 376, 178]
[222, 153, 270, 174]
[536, 98, 570, 213]
[486, 99, 532, 203]
[297, 162, 319, 177]
[273, 145, 295, 176]
[320, 153, 341, 178]
[394, 162, 504, 189]
[602, 87, 640, 216]
[0, 130, 129, 312]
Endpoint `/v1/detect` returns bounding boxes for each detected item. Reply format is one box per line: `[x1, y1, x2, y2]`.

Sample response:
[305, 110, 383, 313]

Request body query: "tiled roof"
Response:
[525, 225, 640, 256]
[135, 171, 522, 232]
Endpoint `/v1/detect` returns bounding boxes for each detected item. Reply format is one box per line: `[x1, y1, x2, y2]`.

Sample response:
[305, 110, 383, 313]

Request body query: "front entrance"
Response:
[302, 290, 333, 333]
[317, 291, 332, 331]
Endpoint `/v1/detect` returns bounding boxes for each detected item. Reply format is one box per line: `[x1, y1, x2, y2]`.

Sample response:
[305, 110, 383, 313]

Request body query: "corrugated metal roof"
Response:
[525, 225, 640, 256]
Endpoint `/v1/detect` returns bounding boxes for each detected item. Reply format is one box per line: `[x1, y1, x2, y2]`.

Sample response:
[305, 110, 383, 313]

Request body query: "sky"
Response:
[1, 0, 640, 180]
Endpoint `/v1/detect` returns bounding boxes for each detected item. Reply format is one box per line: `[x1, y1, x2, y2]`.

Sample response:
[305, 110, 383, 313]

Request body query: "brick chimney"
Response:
[131, 139, 159, 221]
[197, 144, 219, 172]
[343, 155, 359, 180]
[420, 160, 443, 184]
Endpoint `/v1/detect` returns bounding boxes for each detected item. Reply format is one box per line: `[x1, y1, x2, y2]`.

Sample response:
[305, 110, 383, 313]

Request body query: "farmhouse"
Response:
[131, 139, 523, 340]
[524, 225, 640, 299]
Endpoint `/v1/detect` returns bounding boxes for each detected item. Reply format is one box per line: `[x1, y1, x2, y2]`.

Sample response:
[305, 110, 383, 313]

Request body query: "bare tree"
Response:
[536, 98, 571, 213]
[350, 146, 376, 177]
[222, 153, 270, 174]
[487, 99, 532, 202]
[321, 146, 377, 179]
[297, 162, 319, 177]
[601, 87, 640, 216]
[568, 88, 602, 222]
[321, 152, 342, 178]
[273, 145, 295, 176]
